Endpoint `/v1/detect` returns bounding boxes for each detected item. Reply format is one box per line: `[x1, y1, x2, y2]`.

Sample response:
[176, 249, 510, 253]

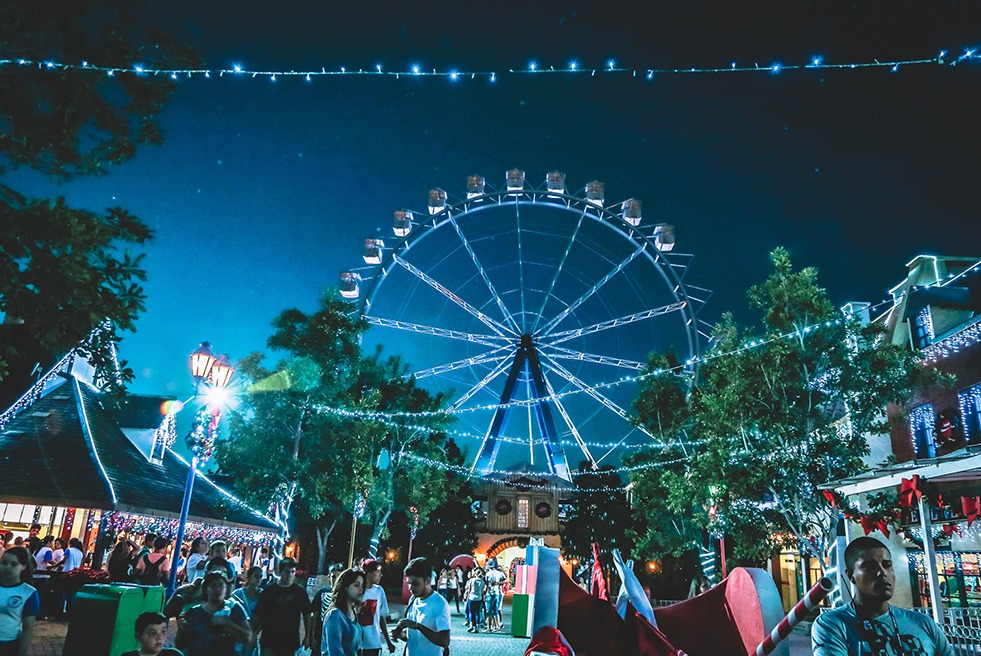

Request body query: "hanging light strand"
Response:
[319, 262, 981, 421]
[0, 48, 975, 83]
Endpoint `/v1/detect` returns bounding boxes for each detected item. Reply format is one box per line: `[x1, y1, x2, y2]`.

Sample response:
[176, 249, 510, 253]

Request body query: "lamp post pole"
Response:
[166, 343, 234, 597]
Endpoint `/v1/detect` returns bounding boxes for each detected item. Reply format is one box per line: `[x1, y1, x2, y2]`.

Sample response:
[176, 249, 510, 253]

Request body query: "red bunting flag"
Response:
[962, 496, 981, 528]
[590, 542, 608, 600]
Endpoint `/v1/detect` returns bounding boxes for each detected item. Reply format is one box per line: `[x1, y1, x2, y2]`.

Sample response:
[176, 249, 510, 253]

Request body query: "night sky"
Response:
[6, 0, 981, 470]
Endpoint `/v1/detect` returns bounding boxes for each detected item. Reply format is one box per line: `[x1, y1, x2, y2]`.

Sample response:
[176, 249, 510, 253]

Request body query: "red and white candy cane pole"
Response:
[753, 577, 834, 656]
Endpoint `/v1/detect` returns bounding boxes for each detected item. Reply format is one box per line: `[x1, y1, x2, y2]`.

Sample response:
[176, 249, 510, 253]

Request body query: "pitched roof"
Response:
[0, 376, 277, 533]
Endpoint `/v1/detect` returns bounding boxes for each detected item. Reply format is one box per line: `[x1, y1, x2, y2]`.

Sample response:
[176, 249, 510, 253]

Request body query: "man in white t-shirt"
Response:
[392, 557, 450, 656]
[34, 536, 54, 570]
[358, 559, 395, 655]
[60, 538, 85, 573]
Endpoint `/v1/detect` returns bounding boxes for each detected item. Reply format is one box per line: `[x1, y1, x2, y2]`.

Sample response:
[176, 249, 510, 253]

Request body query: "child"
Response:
[120, 611, 182, 656]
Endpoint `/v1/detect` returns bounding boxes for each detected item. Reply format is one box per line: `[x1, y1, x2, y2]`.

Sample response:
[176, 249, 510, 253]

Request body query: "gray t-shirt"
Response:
[812, 604, 954, 656]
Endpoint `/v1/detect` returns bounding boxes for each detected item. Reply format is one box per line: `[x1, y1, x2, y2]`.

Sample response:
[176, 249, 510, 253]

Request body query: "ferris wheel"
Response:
[340, 170, 710, 481]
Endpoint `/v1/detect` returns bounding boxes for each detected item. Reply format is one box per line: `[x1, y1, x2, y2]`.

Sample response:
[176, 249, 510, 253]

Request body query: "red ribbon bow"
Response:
[962, 496, 981, 528]
[822, 490, 837, 508]
[860, 516, 890, 538]
[899, 475, 923, 509]
[942, 523, 962, 538]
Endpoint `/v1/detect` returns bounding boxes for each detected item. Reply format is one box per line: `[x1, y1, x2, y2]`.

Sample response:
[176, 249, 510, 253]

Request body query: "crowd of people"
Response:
[0, 521, 464, 656]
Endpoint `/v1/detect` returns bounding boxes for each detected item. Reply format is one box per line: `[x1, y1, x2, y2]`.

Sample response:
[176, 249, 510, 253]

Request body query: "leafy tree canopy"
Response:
[630, 247, 938, 566]
[0, 1, 195, 394]
[561, 465, 635, 563]
[216, 294, 375, 572]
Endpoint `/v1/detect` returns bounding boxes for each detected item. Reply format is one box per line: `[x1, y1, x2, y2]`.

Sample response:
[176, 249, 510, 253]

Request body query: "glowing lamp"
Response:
[467, 175, 486, 199]
[585, 181, 605, 207]
[363, 238, 384, 264]
[622, 199, 642, 226]
[506, 168, 525, 193]
[393, 210, 412, 237]
[189, 342, 216, 380]
[339, 272, 360, 299]
[654, 224, 675, 252]
[208, 354, 235, 389]
[546, 171, 566, 197]
[428, 189, 447, 215]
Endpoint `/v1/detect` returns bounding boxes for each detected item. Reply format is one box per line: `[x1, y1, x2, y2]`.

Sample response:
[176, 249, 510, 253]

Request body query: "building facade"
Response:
[831, 254, 981, 613]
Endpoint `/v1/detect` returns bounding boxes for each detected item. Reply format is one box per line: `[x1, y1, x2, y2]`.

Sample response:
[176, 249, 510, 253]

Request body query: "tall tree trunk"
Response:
[367, 509, 392, 559]
[315, 518, 338, 574]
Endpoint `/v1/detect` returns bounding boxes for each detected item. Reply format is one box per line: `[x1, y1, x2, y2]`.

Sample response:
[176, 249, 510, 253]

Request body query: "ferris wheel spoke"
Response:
[593, 428, 646, 467]
[543, 302, 688, 347]
[541, 345, 647, 371]
[394, 254, 516, 337]
[365, 316, 511, 349]
[542, 359, 660, 443]
[542, 376, 597, 470]
[449, 357, 514, 410]
[515, 201, 528, 333]
[536, 244, 649, 337]
[531, 207, 588, 334]
[448, 215, 522, 334]
[412, 346, 513, 379]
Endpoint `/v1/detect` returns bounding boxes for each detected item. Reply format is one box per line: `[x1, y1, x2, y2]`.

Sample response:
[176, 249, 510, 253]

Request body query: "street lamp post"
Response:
[166, 342, 234, 597]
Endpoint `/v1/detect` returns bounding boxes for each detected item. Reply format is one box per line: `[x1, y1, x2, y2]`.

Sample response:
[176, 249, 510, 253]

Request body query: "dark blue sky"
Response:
[6, 0, 981, 469]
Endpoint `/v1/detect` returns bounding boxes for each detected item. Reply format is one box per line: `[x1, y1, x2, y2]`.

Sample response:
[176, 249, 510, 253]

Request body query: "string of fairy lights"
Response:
[0, 320, 114, 432]
[397, 452, 672, 492]
[322, 404, 704, 451]
[0, 47, 976, 83]
[315, 261, 981, 423]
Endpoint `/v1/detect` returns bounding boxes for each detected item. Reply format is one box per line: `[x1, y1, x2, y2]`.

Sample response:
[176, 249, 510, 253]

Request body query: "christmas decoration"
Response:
[535, 501, 553, 519]
[2, 48, 975, 83]
[495, 499, 513, 516]
[184, 406, 221, 463]
[103, 510, 279, 547]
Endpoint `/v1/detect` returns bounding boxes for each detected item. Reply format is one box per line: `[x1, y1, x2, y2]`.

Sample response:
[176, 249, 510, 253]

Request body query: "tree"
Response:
[0, 1, 195, 392]
[412, 439, 480, 566]
[215, 294, 375, 574]
[625, 355, 704, 561]
[356, 352, 454, 559]
[630, 248, 937, 567]
[561, 465, 635, 564]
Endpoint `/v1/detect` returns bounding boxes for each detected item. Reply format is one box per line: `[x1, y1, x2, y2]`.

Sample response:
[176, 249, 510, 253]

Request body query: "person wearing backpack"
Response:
[134, 537, 171, 586]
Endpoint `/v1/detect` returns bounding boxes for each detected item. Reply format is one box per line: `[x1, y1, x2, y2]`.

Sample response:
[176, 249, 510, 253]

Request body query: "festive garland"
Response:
[495, 499, 513, 516]
[104, 511, 280, 547]
[822, 475, 980, 546]
[535, 501, 552, 519]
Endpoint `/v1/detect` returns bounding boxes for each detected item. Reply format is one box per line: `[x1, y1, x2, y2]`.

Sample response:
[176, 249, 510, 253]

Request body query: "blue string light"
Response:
[0, 48, 974, 82]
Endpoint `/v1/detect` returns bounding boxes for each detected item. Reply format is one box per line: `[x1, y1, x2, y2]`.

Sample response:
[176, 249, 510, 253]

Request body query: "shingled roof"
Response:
[0, 375, 278, 533]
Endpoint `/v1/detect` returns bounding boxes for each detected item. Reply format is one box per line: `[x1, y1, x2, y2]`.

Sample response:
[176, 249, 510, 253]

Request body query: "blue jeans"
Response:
[484, 593, 501, 619]
[466, 599, 483, 626]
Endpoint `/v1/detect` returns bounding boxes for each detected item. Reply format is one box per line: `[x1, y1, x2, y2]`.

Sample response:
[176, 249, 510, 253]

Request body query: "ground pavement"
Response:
[26, 602, 814, 656]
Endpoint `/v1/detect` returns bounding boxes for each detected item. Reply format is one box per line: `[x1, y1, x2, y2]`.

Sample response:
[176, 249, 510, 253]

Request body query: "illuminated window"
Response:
[517, 498, 530, 528]
[912, 308, 934, 350]
[910, 404, 936, 458]
[961, 385, 981, 444]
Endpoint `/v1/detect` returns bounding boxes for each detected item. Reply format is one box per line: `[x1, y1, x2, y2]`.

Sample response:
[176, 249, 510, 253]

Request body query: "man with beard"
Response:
[812, 537, 953, 656]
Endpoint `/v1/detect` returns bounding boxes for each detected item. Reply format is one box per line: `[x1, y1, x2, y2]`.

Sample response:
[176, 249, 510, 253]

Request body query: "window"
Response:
[912, 308, 935, 350]
[910, 404, 936, 458]
[960, 385, 981, 444]
[517, 498, 530, 528]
